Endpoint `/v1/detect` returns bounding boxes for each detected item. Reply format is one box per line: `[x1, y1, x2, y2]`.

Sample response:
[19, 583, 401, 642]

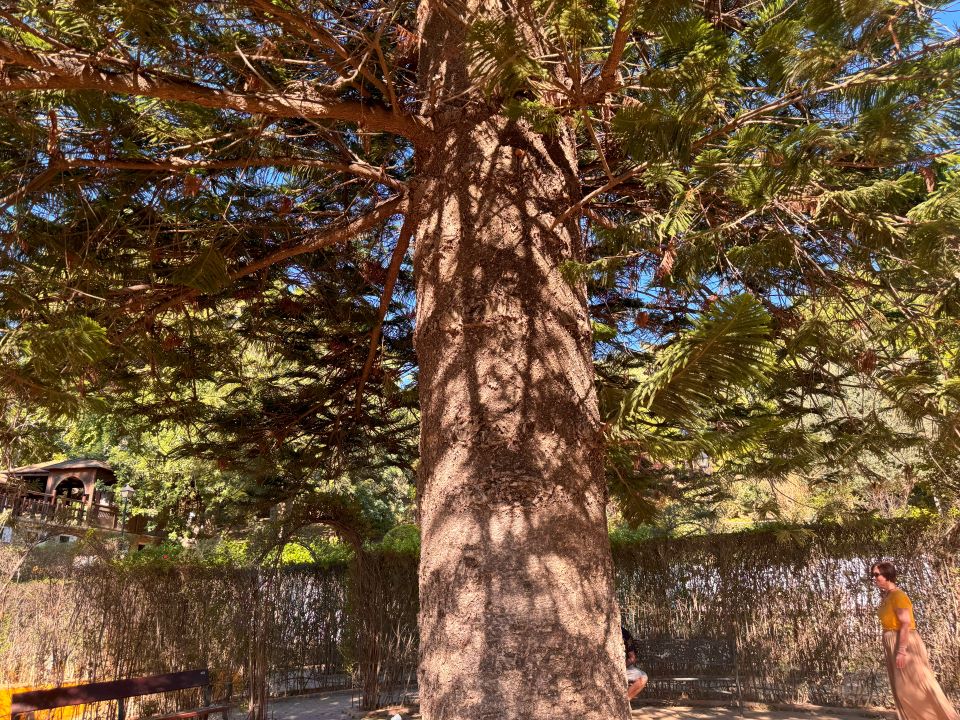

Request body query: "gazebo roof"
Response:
[6, 458, 114, 475]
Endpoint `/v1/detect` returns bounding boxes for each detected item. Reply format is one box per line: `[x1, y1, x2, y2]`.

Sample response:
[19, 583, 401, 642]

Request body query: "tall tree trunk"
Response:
[411, 11, 629, 715]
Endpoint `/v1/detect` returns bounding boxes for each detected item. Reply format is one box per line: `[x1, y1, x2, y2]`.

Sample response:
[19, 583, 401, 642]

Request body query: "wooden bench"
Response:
[10, 669, 231, 720]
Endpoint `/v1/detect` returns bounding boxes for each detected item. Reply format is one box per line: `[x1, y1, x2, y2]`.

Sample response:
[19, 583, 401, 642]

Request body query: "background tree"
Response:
[1, 1, 960, 719]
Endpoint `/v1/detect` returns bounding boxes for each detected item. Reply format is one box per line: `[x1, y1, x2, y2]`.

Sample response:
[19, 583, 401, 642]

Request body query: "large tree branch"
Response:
[231, 194, 407, 281]
[558, 35, 960, 220]
[0, 11, 71, 51]
[120, 194, 408, 329]
[0, 165, 63, 212]
[551, 162, 649, 229]
[693, 34, 960, 151]
[354, 210, 414, 414]
[585, 0, 637, 102]
[242, 0, 390, 99]
[71, 156, 402, 189]
[0, 39, 428, 141]
[1, 156, 404, 212]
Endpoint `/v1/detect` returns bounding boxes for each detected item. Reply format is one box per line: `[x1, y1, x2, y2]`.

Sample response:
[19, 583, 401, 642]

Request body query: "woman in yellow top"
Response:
[871, 561, 959, 720]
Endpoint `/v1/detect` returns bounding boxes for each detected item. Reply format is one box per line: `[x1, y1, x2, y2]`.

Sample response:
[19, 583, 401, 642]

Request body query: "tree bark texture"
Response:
[412, 10, 629, 716]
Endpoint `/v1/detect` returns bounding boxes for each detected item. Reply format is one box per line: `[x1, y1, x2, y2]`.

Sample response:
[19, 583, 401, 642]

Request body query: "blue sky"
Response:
[939, 2, 960, 29]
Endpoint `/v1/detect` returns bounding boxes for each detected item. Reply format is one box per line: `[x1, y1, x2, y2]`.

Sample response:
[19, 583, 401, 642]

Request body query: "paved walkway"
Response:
[267, 692, 895, 720]
[268, 691, 360, 720]
[637, 705, 894, 720]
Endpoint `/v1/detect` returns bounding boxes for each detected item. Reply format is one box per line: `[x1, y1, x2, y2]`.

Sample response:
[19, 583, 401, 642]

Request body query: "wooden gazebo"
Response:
[0, 459, 152, 539]
[4, 458, 117, 505]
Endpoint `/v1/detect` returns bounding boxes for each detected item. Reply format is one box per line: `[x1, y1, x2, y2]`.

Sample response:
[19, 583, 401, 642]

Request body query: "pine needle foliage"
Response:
[0, 0, 958, 532]
[615, 294, 774, 425]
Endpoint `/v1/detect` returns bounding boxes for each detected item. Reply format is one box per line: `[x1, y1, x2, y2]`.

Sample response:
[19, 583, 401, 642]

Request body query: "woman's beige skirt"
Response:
[883, 630, 959, 720]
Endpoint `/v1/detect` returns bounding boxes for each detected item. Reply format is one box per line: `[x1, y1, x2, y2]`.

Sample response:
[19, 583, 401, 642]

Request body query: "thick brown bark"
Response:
[411, 8, 629, 712]
[412, 110, 629, 720]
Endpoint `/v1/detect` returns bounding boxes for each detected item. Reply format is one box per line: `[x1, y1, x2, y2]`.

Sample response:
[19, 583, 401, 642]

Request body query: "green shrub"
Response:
[376, 523, 420, 555]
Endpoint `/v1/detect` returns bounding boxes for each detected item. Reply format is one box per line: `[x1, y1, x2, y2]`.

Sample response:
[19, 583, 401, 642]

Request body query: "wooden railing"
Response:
[0, 485, 148, 535]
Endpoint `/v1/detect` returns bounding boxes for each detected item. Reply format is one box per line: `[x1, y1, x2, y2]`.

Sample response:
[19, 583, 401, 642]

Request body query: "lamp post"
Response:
[118, 484, 134, 552]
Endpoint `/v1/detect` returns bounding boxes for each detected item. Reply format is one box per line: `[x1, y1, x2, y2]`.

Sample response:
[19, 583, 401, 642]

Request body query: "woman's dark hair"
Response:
[872, 561, 898, 582]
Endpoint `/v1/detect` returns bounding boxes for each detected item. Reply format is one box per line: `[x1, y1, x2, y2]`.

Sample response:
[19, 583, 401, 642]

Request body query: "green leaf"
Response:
[626, 294, 775, 423]
[170, 245, 230, 293]
[466, 17, 547, 98]
[592, 320, 618, 341]
[24, 315, 111, 369]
